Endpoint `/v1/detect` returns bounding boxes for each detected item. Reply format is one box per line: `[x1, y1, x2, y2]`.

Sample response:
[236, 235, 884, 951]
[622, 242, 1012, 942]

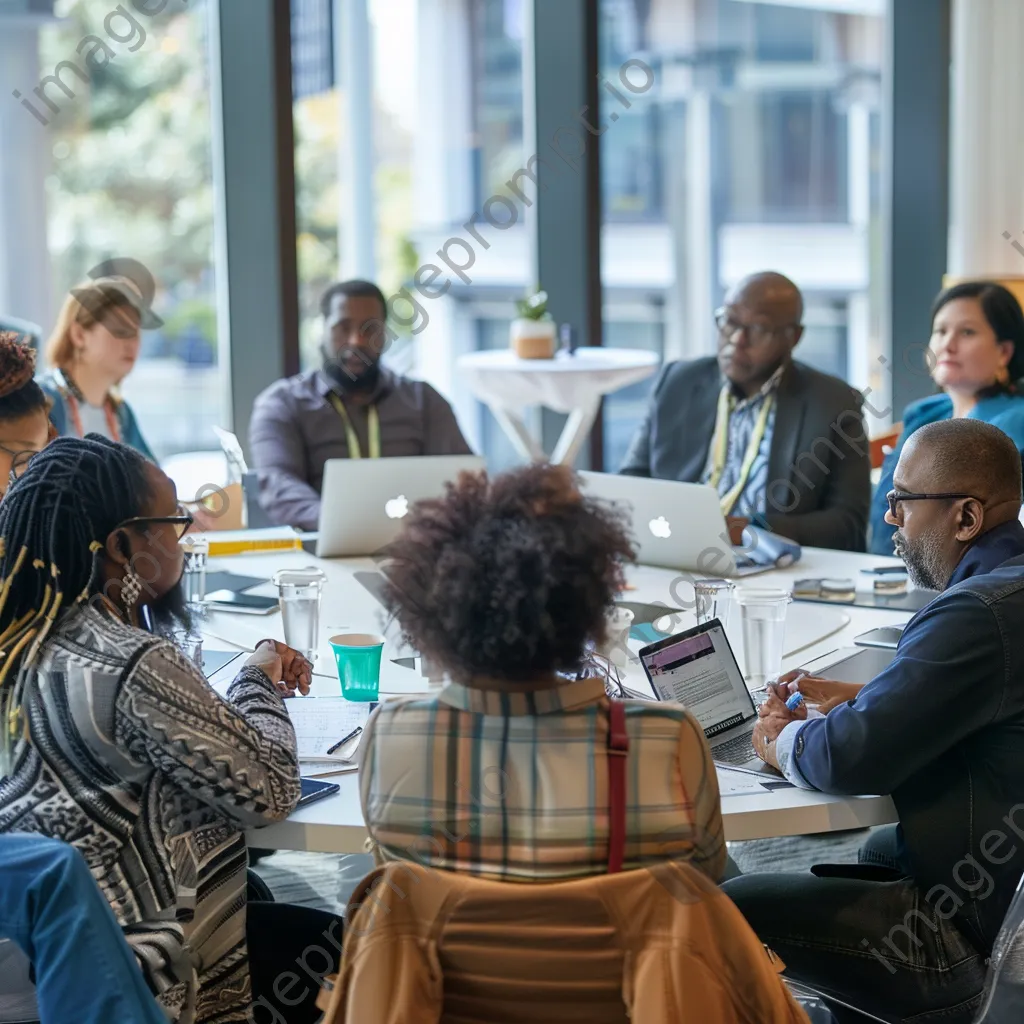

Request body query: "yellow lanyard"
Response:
[707, 385, 774, 516]
[327, 392, 381, 459]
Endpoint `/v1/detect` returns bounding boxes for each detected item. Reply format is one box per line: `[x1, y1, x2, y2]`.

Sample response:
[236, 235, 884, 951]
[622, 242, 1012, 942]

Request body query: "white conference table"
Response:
[197, 545, 909, 853]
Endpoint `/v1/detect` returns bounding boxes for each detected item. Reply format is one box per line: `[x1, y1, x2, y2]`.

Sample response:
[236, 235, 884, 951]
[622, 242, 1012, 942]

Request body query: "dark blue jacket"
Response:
[619, 358, 871, 551]
[790, 519, 1024, 951]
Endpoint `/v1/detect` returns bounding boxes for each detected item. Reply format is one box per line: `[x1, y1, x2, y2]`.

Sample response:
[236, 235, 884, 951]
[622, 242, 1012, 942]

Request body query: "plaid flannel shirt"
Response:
[359, 677, 726, 882]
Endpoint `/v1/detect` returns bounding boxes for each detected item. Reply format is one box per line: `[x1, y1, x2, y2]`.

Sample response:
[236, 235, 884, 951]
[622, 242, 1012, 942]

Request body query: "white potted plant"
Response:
[510, 287, 557, 359]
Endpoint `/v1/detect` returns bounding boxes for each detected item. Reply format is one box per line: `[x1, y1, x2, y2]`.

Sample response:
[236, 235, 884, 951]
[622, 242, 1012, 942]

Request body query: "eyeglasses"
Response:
[714, 307, 798, 347]
[3, 448, 41, 492]
[886, 490, 979, 519]
[117, 503, 194, 539]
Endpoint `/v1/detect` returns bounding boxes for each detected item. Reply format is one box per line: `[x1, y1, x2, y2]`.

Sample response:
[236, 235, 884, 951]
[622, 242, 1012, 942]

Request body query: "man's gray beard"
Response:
[897, 528, 949, 591]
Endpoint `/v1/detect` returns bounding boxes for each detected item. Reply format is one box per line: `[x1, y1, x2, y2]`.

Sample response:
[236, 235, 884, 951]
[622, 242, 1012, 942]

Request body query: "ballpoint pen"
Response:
[326, 726, 363, 757]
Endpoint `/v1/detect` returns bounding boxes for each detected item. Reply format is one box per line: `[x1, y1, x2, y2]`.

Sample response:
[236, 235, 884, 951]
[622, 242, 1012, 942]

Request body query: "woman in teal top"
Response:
[870, 281, 1024, 555]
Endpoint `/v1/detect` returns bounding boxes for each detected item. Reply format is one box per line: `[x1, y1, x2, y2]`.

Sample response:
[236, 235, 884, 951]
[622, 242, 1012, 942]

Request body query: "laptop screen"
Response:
[639, 621, 756, 737]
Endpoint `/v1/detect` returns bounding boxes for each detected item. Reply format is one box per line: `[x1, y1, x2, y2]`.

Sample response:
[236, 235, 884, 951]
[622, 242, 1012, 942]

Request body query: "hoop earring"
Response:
[997, 366, 1010, 385]
[121, 567, 143, 610]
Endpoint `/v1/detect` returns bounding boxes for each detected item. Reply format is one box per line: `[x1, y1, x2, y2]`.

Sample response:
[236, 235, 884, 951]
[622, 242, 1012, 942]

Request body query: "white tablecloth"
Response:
[458, 347, 659, 413]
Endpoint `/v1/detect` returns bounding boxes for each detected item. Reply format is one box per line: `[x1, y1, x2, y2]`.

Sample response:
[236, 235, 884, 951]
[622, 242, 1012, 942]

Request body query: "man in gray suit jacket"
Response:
[620, 272, 870, 552]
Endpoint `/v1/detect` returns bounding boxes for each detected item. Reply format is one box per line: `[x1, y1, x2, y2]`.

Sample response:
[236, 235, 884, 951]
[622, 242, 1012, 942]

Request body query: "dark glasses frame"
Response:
[886, 490, 979, 518]
[116, 504, 194, 540]
[713, 307, 799, 347]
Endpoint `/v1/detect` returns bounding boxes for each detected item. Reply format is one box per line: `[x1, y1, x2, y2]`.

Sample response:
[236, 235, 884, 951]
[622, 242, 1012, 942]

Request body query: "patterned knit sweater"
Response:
[0, 604, 300, 1023]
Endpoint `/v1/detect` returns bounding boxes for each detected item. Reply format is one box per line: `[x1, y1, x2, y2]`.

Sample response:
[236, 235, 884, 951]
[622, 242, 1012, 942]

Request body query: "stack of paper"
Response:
[716, 768, 771, 797]
[287, 698, 375, 777]
[300, 760, 359, 778]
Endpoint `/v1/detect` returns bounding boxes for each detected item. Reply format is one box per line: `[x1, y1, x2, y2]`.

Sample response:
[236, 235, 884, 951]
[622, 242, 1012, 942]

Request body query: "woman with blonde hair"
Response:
[38, 275, 155, 459]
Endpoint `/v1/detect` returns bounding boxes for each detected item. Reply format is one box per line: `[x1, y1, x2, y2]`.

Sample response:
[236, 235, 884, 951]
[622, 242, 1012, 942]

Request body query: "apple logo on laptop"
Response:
[385, 495, 410, 520]
[648, 515, 672, 539]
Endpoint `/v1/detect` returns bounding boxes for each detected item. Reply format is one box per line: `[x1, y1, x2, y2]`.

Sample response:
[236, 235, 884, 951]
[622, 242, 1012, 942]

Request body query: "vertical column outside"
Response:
[0, 16, 52, 336]
[209, 0, 300, 453]
[882, 0, 950, 418]
[334, 0, 377, 280]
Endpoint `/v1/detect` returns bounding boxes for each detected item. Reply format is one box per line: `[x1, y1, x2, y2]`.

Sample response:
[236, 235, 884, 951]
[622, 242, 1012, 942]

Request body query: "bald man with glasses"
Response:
[727, 418, 1024, 1023]
[620, 271, 871, 551]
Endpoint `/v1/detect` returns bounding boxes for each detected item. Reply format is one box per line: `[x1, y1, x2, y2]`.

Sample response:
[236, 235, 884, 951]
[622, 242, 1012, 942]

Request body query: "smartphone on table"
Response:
[297, 778, 341, 808]
[853, 626, 905, 650]
[203, 589, 279, 615]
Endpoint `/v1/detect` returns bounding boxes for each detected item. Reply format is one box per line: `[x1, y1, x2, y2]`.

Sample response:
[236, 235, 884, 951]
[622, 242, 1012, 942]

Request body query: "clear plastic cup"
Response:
[170, 628, 203, 670]
[272, 567, 327, 662]
[330, 633, 385, 701]
[694, 579, 735, 628]
[180, 535, 209, 609]
[734, 587, 791, 691]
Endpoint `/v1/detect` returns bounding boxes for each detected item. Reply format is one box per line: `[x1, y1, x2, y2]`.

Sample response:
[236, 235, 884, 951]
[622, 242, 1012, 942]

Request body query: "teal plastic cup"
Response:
[329, 633, 384, 701]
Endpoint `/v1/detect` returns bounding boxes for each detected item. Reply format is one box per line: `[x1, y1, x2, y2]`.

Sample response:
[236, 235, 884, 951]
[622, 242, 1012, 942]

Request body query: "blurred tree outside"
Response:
[41, 0, 216, 362]
[39, 0, 224, 456]
[293, 82, 415, 370]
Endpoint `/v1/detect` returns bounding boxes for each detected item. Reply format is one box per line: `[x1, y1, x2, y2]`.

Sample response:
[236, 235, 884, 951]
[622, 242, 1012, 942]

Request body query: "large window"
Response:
[38, 0, 223, 461]
[292, 0, 527, 463]
[600, 0, 884, 468]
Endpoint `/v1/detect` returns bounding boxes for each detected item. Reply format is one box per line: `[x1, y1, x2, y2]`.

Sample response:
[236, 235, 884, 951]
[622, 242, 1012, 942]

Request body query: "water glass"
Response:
[170, 628, 203, 670]
[734, 587, 791, 692]
[273, 567, 327, 662]
[330, 633, 385, 701]
[694, 579, 735, 628]
[181, 536, 209, 609]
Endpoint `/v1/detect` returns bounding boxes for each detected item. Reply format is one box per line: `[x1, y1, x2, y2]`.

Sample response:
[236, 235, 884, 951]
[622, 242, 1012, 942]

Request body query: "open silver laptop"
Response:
[640, 619, 776, 775]
[316, 455, 485, 557]
[577, 472, 771, 577]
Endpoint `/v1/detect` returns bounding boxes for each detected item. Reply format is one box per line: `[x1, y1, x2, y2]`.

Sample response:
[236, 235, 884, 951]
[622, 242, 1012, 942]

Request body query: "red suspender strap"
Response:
[607, 699, 629, 874]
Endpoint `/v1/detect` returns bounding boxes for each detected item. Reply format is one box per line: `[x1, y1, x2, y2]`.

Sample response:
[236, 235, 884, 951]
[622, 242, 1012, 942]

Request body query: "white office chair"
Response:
[161, 449, 228, 503]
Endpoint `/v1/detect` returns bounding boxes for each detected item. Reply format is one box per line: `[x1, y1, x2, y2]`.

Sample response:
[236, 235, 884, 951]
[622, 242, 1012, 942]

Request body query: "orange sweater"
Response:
[317, 860, 810, 1024]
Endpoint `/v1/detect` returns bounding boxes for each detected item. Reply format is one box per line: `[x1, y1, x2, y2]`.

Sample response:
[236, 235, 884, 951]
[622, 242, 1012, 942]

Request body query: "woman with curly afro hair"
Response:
[359, 462, 725, 883]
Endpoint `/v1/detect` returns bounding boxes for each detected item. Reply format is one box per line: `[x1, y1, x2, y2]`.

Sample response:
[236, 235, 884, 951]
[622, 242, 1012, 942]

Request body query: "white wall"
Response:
[947, 0, 1024, 277]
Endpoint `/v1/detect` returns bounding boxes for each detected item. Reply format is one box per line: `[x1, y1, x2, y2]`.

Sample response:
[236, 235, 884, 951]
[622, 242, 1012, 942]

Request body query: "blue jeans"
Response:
[0, 835, 166, 1024]
[723, 827, 987, 1024]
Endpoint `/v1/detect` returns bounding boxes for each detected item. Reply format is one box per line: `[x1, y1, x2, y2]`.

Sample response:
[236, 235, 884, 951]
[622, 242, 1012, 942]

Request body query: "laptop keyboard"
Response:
[712, 728, 756, 766]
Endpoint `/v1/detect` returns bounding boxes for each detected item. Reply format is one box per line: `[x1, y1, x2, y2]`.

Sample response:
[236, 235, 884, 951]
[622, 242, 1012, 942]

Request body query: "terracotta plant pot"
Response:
[510, 317, 557, 359]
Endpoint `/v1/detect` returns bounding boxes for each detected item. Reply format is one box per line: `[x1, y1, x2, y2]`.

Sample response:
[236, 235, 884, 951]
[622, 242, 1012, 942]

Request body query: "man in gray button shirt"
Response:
[249, 279, 472, 530]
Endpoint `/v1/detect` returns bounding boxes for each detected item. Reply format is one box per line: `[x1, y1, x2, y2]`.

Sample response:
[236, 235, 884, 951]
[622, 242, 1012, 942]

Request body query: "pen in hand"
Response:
[326, 726, 363, 757]
[769, 670, 808, 701]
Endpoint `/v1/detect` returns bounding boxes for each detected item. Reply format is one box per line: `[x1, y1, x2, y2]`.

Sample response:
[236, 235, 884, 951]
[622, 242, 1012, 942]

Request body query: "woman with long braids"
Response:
[0, 437, 340, 1023]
